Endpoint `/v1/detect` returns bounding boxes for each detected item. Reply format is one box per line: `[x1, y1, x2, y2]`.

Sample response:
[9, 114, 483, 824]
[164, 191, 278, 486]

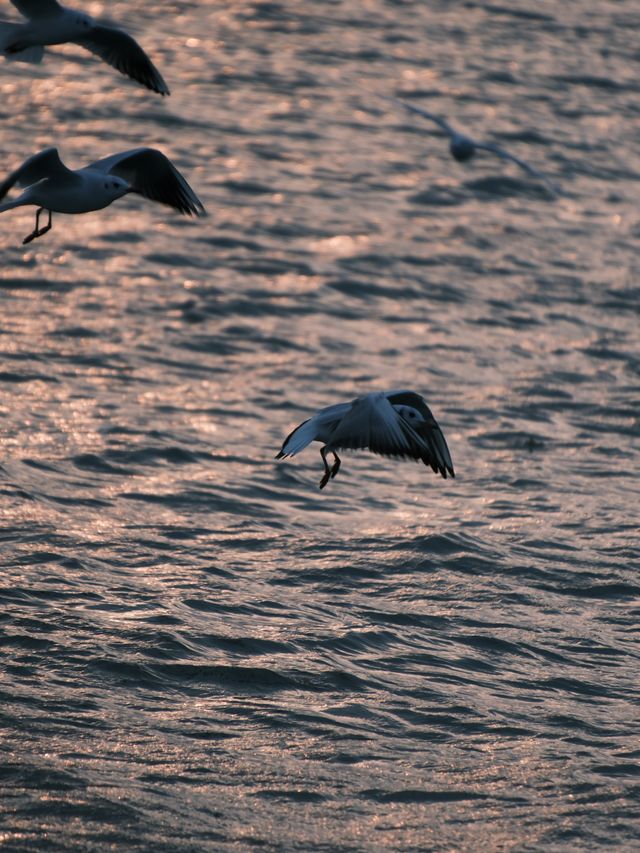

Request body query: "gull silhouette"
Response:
[386, 95, 559, 195]
[0, 0, 169, 94]
[0, 147, 205, 244]
[276, 390, 454, 490]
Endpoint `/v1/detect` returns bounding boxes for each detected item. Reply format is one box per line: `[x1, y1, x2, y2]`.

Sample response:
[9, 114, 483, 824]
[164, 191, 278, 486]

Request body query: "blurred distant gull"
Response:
[0, 0, 169, 94]
[385, 95, 559, 195]
[0, 147, 206, 244]
[276, 390, 454, 490]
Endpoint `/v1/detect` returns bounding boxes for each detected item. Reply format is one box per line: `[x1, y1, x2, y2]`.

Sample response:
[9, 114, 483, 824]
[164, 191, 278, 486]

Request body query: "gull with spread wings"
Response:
[276, 390, 455, 490]
[0, 0, 169, 94]
[386, 95, 559, 195]
[0, 147, 205, 244]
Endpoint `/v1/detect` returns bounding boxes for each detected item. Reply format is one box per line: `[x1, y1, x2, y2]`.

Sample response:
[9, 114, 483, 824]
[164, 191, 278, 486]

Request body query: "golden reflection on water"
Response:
[1, 3, 640, 850]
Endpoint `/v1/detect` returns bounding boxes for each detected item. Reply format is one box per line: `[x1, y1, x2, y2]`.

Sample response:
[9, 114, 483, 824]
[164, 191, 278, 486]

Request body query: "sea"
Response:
[1, 1, 639, 850]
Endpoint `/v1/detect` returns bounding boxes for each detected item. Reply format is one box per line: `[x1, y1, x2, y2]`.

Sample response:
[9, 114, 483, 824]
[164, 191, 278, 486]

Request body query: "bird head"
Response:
[450, 134, 476, 162]
[101, 177, 131, 200]
[73, 13, 93, 31]
[396, 405, 423, 425]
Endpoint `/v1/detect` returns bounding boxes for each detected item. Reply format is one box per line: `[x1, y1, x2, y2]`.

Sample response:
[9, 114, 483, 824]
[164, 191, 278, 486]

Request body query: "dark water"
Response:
[1, 1, 640, 850]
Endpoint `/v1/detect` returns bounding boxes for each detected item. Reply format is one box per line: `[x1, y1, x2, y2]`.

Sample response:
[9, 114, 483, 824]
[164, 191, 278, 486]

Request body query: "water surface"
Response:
[1, 1, 639, 850]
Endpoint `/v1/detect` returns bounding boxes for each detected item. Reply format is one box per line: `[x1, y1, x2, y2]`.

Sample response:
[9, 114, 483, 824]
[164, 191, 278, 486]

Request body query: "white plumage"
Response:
[276, 390, 455, 489]
[385, 95, 559, 195]
[0, 0, 169, 94]
[0, 147, 206, 244]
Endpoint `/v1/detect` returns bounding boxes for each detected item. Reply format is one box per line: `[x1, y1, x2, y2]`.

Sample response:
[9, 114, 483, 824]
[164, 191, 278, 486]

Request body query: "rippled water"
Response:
[1, 1, 640, 850]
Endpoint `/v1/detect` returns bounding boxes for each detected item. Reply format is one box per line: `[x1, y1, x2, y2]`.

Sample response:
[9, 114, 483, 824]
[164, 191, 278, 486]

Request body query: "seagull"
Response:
[0, 0, 169, 95]
[276, 390, 455, 490]
[0, 147, 206, 244]
[385, 95, 559, 195]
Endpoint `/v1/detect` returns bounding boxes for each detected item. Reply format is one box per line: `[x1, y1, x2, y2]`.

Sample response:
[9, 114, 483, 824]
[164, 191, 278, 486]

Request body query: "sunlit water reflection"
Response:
[1, 1, 639, 850]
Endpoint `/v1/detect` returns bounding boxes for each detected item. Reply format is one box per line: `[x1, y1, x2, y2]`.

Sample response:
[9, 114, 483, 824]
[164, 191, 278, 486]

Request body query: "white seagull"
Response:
[276, 390, 455, 490]
[0, 147, 206, 244]
[0, 0, 169, 95]
[386, 95, 559, 195]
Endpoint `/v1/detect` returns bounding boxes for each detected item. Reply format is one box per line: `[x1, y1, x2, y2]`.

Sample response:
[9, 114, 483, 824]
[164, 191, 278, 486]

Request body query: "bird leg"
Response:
[330, 451, 341, 480]
[23, 208, 52, 245]
[5, 41, 29, 54]
[319, 446, 332, 489]
[319, 448, 342, 489]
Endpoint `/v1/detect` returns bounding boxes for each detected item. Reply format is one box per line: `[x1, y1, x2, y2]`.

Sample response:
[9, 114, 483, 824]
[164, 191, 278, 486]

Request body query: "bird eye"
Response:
[112, 182, 119, 188]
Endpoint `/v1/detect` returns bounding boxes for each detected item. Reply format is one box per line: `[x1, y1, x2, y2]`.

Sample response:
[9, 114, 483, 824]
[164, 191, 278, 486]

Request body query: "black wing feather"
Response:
[99, 149, 205, 216]
[75, 25, 169, 95]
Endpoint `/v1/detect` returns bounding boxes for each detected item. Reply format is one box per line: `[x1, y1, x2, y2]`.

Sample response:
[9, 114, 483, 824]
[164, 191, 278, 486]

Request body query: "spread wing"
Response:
[276, 418, 313, 459]
[74, 24, 169, 95]
[325, 392, 430, 459]
[474, 142, 559, 195]
[0, 147, 74, 200]
[387, 390, 455, 479]
[276, 403, 351, 458]
[385, 95, 455, 136]
[84, 148, 205, 216]
[10, 0, 62, 19]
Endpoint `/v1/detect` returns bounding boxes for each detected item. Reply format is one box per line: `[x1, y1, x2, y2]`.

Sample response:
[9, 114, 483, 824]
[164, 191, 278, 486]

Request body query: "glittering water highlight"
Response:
[1, 1, 639, 850]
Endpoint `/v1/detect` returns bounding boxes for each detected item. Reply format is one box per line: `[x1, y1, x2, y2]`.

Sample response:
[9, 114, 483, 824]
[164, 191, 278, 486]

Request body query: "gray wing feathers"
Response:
[10, 0, 62, 18]
[276, 403, 351, 457]
[74, 25, 169, 95]
[475, 142, 558, 193]
[326, 394, 427, 458]
[389, 97, 454, 135]
[0, 147, 69, 200]
[276, 418, 316, 458]
[86, 148, 205, 216]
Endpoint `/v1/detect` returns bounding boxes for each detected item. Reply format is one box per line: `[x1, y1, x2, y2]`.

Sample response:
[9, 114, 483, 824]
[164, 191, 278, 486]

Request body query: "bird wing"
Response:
[0, 147, 75, 201]
[10, 0, 62, 19]
[386, 390, 455, 478]
[276, 418, 314, 458]
[325, 392, 430, 459]
[276, 402, 351, 458]
[83, 148, 205, 216]
[474, 142, 559, 194]
[385, 95, 454, 136]
[73, 24, 169, 95]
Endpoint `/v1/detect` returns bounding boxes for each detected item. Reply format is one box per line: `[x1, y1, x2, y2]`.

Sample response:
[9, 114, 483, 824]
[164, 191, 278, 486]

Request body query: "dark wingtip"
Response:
[426, 457, 455, 479]
[180, 201, 206, 218]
